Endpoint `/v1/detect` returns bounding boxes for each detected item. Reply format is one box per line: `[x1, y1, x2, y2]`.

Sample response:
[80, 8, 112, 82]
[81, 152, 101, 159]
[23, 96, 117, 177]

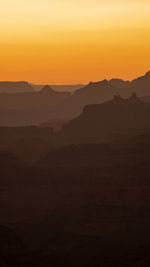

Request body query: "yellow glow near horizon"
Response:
[0, 0, 150, 83]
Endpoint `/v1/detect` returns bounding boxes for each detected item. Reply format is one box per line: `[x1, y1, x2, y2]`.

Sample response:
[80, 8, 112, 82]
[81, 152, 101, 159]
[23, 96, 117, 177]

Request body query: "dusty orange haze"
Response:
[0, 0, 150, 84]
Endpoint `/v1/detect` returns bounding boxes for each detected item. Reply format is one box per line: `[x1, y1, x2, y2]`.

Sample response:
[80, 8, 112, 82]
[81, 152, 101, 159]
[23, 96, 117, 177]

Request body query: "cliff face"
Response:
[59, 94, 150, 144]
[56, 71, 150, 118]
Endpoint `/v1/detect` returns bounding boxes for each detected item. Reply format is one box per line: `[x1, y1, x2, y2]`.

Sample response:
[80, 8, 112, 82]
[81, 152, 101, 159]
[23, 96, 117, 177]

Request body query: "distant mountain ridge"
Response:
[59, 93, 150, 144]
[0, 85, 70, 109]
[0, 85, 70, 126]
[0, 71, 150, 126]
[56, 71, 150, 118]
[109, 71, 150, 93]
[31, 83, 84, 92]
[109, 79, 130, 88]
[1, 70, 150, 95]
[0, 81, 34, 93]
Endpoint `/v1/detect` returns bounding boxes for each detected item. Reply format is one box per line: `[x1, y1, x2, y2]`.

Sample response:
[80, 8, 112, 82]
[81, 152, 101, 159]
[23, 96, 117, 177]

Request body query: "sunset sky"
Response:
[1, 0, 150, 84]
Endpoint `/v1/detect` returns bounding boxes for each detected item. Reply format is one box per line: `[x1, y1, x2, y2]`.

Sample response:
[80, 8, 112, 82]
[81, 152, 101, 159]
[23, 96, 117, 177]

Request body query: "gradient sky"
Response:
[1, 0, 150, 84]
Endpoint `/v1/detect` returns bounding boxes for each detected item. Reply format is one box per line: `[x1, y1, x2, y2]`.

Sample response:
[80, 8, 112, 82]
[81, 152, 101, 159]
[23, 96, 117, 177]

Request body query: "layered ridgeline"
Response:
[35, 70, 150, 122]
[0, 85, 70, 109]
[109, 70, 150, 94]
[0, 71, 150, 126]
[31, 83, 84, 92]
[1, 94, 150, 160]
[0, 85, 70, 126]
[59, 71, 150, 117]
[59, 93, 150, 144]
[0, 81, 34, 93]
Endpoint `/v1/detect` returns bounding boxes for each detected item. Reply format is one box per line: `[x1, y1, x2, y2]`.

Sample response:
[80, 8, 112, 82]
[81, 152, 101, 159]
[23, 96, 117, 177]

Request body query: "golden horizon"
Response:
[1, 0, 150, 83]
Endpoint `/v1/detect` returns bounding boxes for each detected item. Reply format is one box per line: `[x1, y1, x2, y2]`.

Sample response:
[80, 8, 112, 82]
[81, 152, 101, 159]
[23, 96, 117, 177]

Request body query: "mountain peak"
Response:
[126, 92, 142, 104]
[108, 93, 142, 105]
[109, 78, 130, 88]
[145, 71, 150, 78]
[40, 85, 55, 94]
[88, 79, 109, 87]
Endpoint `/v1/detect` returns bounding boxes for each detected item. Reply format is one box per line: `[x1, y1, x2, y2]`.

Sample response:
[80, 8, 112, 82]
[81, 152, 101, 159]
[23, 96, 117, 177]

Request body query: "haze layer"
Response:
[1, 0, 150, 83]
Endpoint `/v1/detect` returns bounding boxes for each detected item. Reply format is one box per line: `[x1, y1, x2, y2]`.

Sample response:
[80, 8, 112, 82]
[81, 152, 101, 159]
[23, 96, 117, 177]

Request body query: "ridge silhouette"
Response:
[0, 71, 150, 126]
[39, 85, 56, 94]
[59, 93, 150, 145]
[56, 70, 150, 118]
[1, 76, 150, 266]
[31, 83, 84, 92]
[0, 81, 34, 93]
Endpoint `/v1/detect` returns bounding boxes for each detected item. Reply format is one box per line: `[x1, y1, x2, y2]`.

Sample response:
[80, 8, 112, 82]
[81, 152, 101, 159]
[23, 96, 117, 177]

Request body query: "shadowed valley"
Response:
[1, 72, 150, 266]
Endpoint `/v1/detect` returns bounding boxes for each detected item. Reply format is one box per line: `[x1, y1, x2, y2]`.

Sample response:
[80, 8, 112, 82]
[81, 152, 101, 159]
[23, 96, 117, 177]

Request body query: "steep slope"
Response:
[59, 94, 150, 144]
[58, 80, 132, 118]
[58, 71, 150, 118]
[1, 71, 150, 126]
[109, 71, 150, 96]
[131, 71, 150, 95]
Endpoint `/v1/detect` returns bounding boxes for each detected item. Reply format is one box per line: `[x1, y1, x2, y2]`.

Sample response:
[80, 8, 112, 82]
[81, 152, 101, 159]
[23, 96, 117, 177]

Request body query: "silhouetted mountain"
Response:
[109, 78, 130, 88]
[109, 71, 150, 96]
[0, 81, 34, 93]
[58, 79, 131, 118]
[1, 71, 150, 126]
[51, 84, 85, 92]
[0, 86, 70, 125]
[0, 85, 70, 109]
[57, 71, 150, 118]
[1, 84, 150, 266]
[39, 85, 63, 95]
[59, 94, 150, 144]
[130, 71, 150, 95]
[2, 138, 150, 266]
[31, 83, 84, 92]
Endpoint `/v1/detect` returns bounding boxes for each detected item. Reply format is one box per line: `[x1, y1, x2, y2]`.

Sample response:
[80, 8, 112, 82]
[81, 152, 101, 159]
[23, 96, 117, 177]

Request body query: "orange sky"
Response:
[0, 0, 150, 84]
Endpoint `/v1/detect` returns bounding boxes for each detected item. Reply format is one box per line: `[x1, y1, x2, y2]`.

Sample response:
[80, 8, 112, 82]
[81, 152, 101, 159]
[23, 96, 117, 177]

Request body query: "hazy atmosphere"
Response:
[1, 1, 150, 267]
[1, 0, 150, 83]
